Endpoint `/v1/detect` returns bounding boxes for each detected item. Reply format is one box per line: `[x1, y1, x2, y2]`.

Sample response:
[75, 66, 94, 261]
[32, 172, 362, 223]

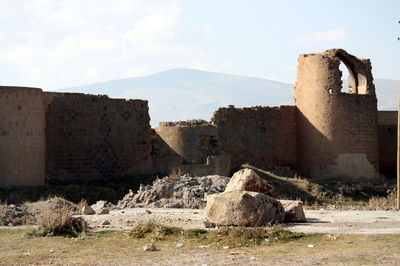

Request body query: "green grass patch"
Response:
[240, 164, 395, 208]
[129, 222, 308, 247]
[129, 221, 183, 240]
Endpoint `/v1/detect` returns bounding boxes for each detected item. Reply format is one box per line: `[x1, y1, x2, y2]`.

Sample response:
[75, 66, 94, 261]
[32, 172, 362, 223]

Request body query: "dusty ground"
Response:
[1, 229, 400, 265]
[78, 208, 400, 234]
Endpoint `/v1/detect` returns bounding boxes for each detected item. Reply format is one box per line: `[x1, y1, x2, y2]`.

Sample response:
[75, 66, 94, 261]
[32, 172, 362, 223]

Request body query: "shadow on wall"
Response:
[296, 109, 380, 180]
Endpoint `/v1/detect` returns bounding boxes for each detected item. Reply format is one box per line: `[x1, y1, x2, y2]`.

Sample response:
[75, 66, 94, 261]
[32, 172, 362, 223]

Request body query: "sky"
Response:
[0, 0, 399, 90]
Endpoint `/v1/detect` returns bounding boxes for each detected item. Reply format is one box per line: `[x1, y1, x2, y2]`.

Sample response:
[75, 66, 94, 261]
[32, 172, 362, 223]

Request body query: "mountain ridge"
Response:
[58, 68, 398, 127]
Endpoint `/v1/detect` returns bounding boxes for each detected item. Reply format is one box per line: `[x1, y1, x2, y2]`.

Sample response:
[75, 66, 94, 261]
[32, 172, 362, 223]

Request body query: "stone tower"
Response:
[294, 49, 380, 180]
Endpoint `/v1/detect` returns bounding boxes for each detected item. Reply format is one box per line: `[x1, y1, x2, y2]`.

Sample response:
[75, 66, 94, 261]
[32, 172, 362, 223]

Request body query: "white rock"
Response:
[143, 243, 158, 251]
[225, 168, 273, 196]
[176, 243, 184, 248]
[91, 201, 108, 213]
[308, 244, 316, 248]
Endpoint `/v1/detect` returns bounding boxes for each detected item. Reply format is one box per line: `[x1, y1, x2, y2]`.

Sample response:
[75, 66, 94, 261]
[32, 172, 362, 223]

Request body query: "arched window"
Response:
[337, 55, 368, 95]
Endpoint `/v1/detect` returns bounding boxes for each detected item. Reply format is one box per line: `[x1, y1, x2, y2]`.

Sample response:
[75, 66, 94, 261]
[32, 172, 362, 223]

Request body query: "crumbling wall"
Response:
[0, 86, 45, 186]
[44, 92, 152, 182]
[377, 111, 397, 178]
[155, 120, 222, 164]
[152, 120, 231, 176]
[211, 105, 297, 175]
[294, 49, 379, 180]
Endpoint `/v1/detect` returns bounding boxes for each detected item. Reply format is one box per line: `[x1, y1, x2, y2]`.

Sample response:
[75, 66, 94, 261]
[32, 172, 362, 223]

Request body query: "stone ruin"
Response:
[0, 49, 397, 187]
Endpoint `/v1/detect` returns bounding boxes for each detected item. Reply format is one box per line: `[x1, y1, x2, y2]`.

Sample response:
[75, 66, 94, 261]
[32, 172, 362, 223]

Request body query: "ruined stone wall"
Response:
[294, 49, 379, 180]
[0, 86, 45, 186]
[152, 120, 231, 176]
[211, 105, 297, 174]
[44, 92, 152, 182]
[377, 111, 397, 178]
[155, 121, 222, 164]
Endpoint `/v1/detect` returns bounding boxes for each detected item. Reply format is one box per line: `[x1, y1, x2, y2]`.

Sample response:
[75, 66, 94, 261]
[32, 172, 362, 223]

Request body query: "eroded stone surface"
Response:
[205, 191, 285, 226]
[224, 168, 273, 196]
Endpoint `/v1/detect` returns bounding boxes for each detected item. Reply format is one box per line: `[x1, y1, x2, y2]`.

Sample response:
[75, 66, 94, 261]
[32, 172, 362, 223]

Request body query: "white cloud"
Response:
[0, 0, 216, 88]
[297, 27, 346, 43]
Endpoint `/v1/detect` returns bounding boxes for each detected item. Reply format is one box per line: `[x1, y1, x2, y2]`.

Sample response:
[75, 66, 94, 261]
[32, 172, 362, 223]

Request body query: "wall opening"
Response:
[337, 56, 368, 95]
[339, 61, 352, 93]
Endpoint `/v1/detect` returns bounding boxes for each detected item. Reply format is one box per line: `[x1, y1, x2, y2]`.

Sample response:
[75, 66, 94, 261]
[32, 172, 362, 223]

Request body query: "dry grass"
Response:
[129, 222, 305, 247]
[241, 164, 395, 209]
[129, 222, 182, 240]
[26, 202, 88, 237]
[1, 228, 400, 265]
[0, 201, 36, 226]
[368, 189, 397, 210]
[0, 201, 5, 225]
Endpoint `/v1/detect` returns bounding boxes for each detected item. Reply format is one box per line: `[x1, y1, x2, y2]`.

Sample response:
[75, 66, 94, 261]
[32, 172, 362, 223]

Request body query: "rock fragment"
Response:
[205, 191, 284, 226]
[143, 243, 158, 251]
[224, 168, 273, 196]
[82, 205, 95, 215]
[279, 200, 306, 222]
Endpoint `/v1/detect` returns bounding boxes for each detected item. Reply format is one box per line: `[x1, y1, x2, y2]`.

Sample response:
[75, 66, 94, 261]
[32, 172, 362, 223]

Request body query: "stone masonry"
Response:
[0, 49, 397, 186]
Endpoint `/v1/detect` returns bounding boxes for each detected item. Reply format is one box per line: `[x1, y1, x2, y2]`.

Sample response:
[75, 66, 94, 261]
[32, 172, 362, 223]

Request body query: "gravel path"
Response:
[79, 208, 400, 234]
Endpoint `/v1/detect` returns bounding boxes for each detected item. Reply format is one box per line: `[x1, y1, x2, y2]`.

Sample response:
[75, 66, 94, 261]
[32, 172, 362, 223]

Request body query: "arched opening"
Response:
[339, 61, 353, 93]
[337, 55, 368, 95]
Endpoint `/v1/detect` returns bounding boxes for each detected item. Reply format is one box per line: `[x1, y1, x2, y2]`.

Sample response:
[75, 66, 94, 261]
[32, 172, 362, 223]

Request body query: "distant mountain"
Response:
[59, 68, 398, 127]
[374, 79, 399, 110]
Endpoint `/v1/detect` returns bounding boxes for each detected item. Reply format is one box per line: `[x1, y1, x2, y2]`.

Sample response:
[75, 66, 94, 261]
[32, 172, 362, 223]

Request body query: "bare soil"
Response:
[1, 229, 400, 265]
[75, 208, 400, 234]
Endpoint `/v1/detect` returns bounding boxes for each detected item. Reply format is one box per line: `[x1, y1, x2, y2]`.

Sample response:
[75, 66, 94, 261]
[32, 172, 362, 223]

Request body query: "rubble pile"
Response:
[117, 174, 230, 209]
[0, 205, 36, 226]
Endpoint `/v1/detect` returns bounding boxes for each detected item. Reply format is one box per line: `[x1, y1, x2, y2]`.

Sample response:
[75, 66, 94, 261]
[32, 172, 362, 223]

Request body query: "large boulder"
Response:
[225, 168, 273, 196]
[205, 191, 285, 226]
[279, 200, 306, 222]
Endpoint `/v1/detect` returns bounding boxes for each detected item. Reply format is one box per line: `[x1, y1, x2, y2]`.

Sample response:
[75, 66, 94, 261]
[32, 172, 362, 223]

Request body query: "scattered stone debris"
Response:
[97, 208, 110, 215]
[0, 204, 36, 226]
[82, 205, 95, 215]
[102, 220, 110, 226]
[203, 220, 216, 228]
[279, 200, 306, 222]
[143, 243, 158, 251]
[23, 197, 79, 216]
[117, 174, 230, 209]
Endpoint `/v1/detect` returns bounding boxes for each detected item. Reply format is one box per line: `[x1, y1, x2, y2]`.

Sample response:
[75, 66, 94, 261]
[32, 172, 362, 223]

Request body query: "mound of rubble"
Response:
[117, 175, 230, 209]
[0, 204, 36, 226]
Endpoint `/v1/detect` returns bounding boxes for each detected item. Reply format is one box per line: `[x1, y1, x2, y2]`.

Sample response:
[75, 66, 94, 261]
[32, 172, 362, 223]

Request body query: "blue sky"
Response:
[0, 0, 399, 89]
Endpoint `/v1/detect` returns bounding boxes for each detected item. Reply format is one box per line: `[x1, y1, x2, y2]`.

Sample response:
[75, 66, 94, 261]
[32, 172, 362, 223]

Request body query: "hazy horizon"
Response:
[0, 1, 399, 90]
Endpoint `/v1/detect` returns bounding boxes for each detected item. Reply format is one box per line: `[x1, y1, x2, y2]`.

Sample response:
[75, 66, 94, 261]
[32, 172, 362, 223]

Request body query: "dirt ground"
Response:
[79, 208, 400, 234]
[1, 228, 400, 265]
